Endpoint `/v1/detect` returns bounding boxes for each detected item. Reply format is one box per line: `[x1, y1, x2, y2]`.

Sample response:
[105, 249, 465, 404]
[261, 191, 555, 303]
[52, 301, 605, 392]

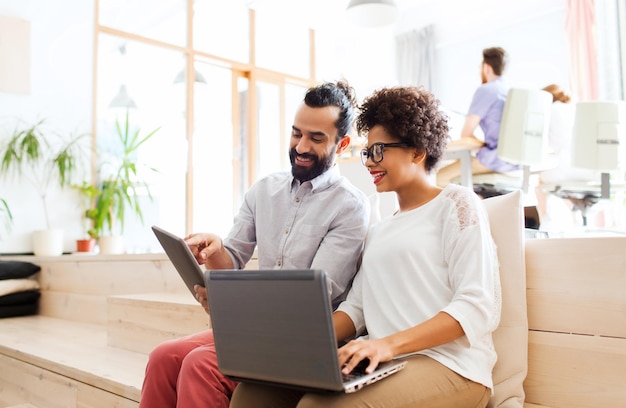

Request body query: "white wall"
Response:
[432, 8, 569, 121]
[0, 0, 94, 253]
[318, 0, 569, 110]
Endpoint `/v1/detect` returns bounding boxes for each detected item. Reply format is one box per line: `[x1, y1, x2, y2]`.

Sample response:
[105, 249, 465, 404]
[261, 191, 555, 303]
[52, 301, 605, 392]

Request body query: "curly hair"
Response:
[356, 86, 449, 172]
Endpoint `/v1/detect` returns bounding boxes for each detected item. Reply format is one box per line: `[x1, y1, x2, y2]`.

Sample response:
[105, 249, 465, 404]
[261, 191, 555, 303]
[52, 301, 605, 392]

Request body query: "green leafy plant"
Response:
[72, 181, 100, 239]
[0, 197, 12, 240]
[85, 111, 159, 238]
[0, 119, 88, 230]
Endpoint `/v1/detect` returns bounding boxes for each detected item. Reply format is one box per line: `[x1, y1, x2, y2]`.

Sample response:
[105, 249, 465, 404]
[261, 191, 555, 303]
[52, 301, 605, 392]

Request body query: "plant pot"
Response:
[76, 238, 96, 253]
[98, 235, 124, 255]
[32, 229, 64, 256]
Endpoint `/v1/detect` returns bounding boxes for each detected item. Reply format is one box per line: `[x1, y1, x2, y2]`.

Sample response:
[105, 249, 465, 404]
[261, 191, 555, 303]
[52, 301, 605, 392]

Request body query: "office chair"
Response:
[466, 88, 553, 198]
[542, 100, 626, 226]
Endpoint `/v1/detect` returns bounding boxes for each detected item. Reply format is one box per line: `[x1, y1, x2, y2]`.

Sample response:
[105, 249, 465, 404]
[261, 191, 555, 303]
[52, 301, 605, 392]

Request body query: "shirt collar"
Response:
[290, 163, 341, 193]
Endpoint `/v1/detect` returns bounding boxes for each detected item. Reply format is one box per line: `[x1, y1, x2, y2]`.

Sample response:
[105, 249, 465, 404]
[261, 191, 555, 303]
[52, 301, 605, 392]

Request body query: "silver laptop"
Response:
[204, 269, 407, 393]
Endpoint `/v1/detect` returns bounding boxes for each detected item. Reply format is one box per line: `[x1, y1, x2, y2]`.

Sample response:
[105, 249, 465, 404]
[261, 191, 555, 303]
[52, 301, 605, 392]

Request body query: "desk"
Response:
[443, 145, 473, 188]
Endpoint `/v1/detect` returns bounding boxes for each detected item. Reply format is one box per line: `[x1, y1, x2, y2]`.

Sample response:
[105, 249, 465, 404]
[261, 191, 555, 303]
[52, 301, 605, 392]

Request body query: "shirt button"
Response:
[295, 197, 301, 203]
[284, 229, 289, 234]
[277, 260, 282, 266]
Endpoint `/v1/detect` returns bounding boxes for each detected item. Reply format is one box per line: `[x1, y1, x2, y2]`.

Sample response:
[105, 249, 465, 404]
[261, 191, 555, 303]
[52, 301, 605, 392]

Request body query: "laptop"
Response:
[151, 225, 205, 298]
[204, 268, 407, 393]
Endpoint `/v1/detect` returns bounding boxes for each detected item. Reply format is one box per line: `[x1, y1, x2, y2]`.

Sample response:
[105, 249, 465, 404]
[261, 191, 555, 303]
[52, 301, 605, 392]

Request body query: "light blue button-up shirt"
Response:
[224, 164, 370, 307]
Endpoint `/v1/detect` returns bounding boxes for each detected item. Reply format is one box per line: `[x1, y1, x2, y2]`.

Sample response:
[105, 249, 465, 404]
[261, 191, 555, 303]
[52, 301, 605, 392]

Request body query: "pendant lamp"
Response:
[346, 0, 398, 28]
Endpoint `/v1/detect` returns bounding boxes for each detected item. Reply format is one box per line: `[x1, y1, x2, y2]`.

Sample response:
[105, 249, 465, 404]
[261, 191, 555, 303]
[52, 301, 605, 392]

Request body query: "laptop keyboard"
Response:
[342, 359, 370, 381]
[342, 369, 367, 381]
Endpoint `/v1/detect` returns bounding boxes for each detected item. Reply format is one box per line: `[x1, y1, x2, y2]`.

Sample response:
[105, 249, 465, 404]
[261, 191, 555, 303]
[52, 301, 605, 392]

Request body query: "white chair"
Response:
[468, 88, 553, 197]
[548, 101, 626, 225]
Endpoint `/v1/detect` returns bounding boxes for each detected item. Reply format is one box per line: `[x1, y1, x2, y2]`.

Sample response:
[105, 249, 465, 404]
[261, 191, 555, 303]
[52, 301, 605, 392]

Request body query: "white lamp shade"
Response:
[108, 84, 137, 109]
[572, 101, 626, 172]
[497, 88, 553, 166]
[346, 0, 397, 28]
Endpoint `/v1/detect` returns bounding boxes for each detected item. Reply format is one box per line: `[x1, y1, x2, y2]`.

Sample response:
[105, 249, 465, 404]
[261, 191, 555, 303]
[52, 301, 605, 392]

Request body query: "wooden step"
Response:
[3, 404, 40, 408]
[0, 316, 145, 408]
[107, 292, 211, 354]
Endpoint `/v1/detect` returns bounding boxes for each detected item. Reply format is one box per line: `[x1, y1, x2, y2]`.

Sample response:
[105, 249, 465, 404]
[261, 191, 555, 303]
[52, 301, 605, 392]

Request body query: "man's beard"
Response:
[289, 148, 334, 182]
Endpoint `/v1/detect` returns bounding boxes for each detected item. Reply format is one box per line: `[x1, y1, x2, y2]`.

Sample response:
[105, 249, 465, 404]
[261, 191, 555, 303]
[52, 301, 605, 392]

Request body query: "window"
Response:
[95, 0, 317, 252]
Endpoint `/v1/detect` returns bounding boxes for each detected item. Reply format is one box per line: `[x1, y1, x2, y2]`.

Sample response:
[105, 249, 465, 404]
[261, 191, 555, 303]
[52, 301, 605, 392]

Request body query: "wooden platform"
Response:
[0, 240, 624, 407]
[108, 292, 210, 354]
[0, 316, 145, 408]
[0, 254, 209, 408]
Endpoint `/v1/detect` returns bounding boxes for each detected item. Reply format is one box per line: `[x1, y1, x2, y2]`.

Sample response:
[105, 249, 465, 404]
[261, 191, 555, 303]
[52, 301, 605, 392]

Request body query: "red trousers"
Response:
[139, 330, 238, 408]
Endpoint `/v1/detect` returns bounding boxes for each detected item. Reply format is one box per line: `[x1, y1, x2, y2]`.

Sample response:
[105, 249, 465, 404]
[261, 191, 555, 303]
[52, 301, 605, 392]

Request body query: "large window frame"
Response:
[92, 0, 318, 249]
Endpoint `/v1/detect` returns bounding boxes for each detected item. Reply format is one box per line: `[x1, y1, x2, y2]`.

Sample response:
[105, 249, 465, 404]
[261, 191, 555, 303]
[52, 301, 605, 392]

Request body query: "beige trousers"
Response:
[230, 354, 490, 408]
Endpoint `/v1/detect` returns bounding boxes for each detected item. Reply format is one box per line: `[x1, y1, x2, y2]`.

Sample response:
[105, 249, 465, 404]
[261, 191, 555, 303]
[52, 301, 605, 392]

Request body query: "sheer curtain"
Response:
[595, 0, 625, 100]
[395, 25, 435, 90]
[565, 0, 598, 101]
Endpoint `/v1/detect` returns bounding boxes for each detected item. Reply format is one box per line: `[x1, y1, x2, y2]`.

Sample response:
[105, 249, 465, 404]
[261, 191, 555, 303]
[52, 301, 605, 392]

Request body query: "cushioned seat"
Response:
[0, 260, 41, 318]
[483, 190, 528, 407]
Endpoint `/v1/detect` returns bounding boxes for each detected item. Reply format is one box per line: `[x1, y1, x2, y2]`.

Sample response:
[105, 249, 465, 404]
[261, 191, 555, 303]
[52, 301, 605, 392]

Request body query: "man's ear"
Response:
[336, 135, 351, 154]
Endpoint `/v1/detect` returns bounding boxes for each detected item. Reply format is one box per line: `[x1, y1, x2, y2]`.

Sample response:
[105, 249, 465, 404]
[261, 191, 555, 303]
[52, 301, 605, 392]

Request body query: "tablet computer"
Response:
[151, 225, 205, 297]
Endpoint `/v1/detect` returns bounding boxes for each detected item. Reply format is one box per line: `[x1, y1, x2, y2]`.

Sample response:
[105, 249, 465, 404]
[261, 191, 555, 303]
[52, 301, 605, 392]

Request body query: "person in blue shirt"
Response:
[437, 47, 519, 187]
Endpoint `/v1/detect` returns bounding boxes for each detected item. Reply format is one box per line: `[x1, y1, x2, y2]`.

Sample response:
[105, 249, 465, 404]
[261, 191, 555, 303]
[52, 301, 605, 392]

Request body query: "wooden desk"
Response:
[443, 145, 473, 188]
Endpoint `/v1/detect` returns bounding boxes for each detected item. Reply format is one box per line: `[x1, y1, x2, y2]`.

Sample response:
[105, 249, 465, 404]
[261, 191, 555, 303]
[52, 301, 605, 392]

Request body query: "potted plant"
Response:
[72, 181, 99, 252]
[0, 119, 88, 255]
[86, 111, 159, 254]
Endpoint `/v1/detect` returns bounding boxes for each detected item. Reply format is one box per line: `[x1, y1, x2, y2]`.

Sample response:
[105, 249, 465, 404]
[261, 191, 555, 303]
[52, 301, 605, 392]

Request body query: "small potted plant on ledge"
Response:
[72, 181, 99, 253]
[85, 111, 159, 254]
[0, 119, 88, 255]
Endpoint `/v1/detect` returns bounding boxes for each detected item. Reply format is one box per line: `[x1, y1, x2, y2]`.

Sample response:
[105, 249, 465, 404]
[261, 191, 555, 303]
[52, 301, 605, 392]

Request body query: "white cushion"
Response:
[482, 190, 528, 407]
[0, 278, 40, 297]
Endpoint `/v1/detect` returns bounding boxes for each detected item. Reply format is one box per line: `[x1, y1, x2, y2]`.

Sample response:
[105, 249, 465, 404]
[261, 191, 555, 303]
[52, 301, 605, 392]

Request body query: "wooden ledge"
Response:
[0, 315, 146, 404]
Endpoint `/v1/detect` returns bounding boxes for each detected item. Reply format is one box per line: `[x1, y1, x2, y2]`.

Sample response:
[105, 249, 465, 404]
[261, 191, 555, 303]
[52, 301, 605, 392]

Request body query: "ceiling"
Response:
[247, 0, 565, 33]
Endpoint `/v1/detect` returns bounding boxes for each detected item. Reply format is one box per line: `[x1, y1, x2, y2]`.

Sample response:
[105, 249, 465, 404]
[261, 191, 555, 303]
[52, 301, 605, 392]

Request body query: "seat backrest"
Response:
[497, 88, 553, 167]
[482, 190, 528, 407]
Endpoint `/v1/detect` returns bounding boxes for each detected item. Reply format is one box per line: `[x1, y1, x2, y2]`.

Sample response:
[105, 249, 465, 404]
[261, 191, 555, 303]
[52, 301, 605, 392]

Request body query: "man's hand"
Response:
[184, 233, 227, 266]
[193, 284, 210, 315]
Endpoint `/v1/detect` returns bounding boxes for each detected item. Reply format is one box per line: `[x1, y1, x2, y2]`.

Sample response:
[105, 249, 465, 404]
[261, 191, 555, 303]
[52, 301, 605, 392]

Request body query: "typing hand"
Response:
[337, 338, 393, 375]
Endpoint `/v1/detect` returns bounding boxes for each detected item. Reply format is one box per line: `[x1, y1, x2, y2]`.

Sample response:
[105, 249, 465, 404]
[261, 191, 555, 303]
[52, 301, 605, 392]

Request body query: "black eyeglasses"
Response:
[360, 142, 411, 165]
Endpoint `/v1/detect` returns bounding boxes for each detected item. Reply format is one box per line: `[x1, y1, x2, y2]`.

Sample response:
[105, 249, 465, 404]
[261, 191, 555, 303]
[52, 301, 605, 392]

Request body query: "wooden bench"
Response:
[523, 237, 626, 407]
[0, 254, 206, 408]
[0, 238, 624, 407]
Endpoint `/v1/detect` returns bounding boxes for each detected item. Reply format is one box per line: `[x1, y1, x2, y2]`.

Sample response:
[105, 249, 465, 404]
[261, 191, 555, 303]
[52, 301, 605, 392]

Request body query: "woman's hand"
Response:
[337, 338, 394, 375]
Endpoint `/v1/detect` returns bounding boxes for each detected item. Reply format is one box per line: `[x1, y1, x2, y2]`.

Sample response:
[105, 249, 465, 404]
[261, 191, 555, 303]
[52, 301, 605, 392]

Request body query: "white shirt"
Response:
[337, 184, 501, 391]
[224, 164, 370, 306]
